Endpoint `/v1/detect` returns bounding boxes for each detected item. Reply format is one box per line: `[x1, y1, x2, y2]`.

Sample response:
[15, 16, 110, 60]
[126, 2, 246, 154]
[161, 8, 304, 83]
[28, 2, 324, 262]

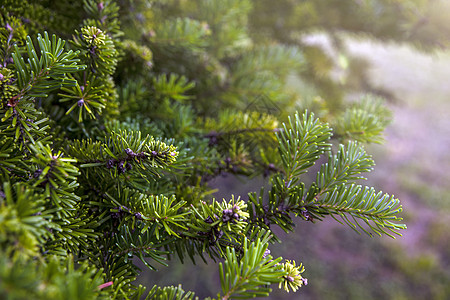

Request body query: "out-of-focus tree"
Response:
[250, 0, 450, 110]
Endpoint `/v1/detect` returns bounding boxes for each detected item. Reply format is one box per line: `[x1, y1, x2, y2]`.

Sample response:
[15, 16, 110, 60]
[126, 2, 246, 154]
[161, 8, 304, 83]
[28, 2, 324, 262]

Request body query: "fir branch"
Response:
[204, 110, 278, 137]
[146, 284, 197, 300]
[195, 0, 252, 58]
[67, 130, 179, 181]
[276, 111, 332, 186]
[153, 73, 195, 102]
[29, 142, 80, 214]
[70, 26, 117, 76]
[231, 45, 304, 80]
[0, 182, 52, 258]
[205, 127, 277, 141]
[186, 196, 250, 244]
[316, 141, 375, 192]
[305, 184, 406, 238]
[218, 237, 285, 299]
[152, 18, 210, 49]
[46, 206, 101, 254]
[0, 98, 51, 148]
[0, 136, 26, 179]
[59, 74, 108, 122]
[112, 223, 172, 270]
[334, 95, 392, 144]
[0, 254, 106, 299]
[10, 32, 84, 103]
[83, 0, 123, 39]
[105, 188, 190, 237]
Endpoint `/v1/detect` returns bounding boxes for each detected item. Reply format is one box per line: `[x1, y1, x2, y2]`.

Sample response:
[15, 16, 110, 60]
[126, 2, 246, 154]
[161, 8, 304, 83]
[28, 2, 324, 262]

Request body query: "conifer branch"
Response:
[316, 141, 375, 192]
[304, 184, 406, 238]
[152, 18, 210, 49]
[147, 284, 197, 300]
[334, 96, 392, 144]
[0, 1, 414, 298]
[218, 237, 284, 299]
[10, 32, 84, 102]
[276, 111, 332, 186]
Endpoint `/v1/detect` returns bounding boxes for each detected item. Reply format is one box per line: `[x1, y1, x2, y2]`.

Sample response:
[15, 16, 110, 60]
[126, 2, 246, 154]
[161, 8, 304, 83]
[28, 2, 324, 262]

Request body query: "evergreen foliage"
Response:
[3, 0, 442, 299]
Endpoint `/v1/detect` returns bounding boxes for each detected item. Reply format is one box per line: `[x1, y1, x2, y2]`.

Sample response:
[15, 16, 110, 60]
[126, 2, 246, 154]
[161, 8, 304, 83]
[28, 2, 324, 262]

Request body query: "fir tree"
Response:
[3, 0, 440, 299]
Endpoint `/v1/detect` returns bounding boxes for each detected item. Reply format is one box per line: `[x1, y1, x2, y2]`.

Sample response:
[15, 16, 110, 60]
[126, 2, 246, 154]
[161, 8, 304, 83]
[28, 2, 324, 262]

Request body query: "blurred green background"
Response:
[135, 2, 450, 299]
